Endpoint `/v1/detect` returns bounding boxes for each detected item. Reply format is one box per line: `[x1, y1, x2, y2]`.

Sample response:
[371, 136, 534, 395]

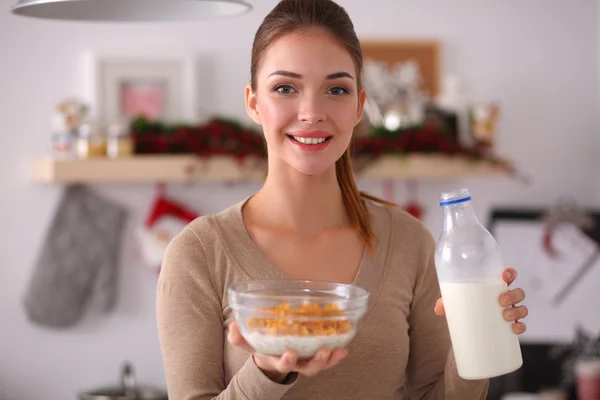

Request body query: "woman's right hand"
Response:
[227, 321, 348, 383]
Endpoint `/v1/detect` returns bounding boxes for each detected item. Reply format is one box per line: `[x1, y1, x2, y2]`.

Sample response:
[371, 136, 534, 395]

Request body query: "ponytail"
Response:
[336, 147, 396, 252]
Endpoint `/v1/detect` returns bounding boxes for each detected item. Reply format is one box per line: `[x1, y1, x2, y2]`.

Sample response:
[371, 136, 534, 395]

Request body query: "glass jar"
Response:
[76, 121, 107, 158]
[51, 132, 74, 158]
[107, 121, 133, 158]
[50, 112, 74, 158]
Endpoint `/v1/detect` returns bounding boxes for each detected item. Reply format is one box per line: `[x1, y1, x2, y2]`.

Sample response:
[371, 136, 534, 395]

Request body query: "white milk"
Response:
[439, 281, 523, 380]
[244, 331, 355, 359]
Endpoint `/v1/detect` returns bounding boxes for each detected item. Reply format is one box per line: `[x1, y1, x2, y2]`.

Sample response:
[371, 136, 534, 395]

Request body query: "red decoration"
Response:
[381, 180, 424, 220]
[541, 199, 595, 259]
[131, 117, 266, 160]
[145, 194, 198, 228]
[130, 116, 499, 162]
[403, 202, 423, 220]
[130, 115, 519, 184]
[137, 187, 200, 271]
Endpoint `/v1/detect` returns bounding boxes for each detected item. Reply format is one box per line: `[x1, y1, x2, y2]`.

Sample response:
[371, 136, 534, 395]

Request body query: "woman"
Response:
[156, 0, 529, 399]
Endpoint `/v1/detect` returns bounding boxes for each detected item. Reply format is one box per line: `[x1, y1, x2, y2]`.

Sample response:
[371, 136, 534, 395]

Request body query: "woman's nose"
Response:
[297, 94, 326, 123]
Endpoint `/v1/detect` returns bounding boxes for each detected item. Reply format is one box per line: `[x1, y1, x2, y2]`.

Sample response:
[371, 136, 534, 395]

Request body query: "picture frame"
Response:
[359, 39, 442, 98]
[487, 207, 600, 343]
[81, 49, 199, 125]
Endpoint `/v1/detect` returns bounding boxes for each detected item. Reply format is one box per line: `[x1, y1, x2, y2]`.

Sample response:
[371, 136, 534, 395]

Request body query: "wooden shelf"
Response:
[31, 154, 511, 183]
[356, 154, 511, 180]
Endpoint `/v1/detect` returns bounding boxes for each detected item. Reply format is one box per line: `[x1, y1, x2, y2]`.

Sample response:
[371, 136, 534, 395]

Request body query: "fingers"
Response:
[230, 321, 349, 378]
[503, 305, 529, 322]
[502, 302, 528, 336]
[499, 288, 526, 307]
[512, 322, 527, 334]
[502, 268, 518, 286]
[273, 350, 298, 375]
[433, 298, 445, 316]
[227, 322, 255, 353]
[295, 348, 348, 377]
[252, 346, 349, 379]
[499, 286, 528, 337]
[327, 348, 348, 367]
[296, 349, 331, 377]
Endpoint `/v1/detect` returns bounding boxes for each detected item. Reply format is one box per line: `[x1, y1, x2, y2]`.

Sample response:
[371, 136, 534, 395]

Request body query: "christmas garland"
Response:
[131, 116, 266, 161]
[130, 115, 516, 175]
[353, 124, 481, 158]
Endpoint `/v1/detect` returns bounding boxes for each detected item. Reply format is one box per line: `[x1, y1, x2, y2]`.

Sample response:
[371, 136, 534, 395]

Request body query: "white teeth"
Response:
[292, 136, 327, 144]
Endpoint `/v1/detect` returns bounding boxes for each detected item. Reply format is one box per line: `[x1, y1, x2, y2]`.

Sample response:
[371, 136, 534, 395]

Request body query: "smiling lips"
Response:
[287, 130, 332, 152]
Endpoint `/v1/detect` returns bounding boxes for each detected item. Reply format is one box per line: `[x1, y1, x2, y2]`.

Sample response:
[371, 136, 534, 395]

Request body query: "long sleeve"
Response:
[405, 231, 489, 400]
[156, 226, 298, 400]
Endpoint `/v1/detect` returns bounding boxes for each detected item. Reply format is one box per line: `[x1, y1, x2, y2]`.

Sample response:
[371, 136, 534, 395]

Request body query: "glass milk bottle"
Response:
[434, 188, 523, 380]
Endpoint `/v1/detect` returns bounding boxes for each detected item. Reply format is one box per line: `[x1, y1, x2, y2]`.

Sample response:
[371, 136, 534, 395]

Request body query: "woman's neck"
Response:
[246, 161, 349, 235]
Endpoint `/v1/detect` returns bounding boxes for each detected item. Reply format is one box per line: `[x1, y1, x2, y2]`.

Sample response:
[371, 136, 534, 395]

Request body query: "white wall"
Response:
[1, 1, 599, 398]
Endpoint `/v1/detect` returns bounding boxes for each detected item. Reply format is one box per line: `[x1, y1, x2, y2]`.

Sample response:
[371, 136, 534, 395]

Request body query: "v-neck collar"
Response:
[211, 196, 393, 316]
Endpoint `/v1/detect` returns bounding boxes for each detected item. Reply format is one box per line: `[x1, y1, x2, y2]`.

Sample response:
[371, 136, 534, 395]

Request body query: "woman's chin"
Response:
[286, 160, 336, 177]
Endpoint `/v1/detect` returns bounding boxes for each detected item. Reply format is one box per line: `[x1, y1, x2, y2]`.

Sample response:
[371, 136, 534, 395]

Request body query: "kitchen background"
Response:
[1, 0, 600, 399]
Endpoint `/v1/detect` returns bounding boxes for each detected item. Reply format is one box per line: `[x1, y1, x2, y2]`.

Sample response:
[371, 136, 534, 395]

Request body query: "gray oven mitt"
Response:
[23, 185, 128, 328]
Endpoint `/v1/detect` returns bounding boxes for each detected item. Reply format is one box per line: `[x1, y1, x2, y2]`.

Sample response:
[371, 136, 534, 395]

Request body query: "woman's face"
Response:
[246, 27, 366, 176]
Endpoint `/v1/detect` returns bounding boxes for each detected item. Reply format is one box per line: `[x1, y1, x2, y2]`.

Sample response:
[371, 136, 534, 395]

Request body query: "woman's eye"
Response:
[328, 86, 350, 96]
[274, 85, 297, 94]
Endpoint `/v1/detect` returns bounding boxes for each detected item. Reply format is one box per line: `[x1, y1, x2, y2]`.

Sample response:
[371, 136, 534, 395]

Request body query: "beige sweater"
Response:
[156, 197, 489, 400]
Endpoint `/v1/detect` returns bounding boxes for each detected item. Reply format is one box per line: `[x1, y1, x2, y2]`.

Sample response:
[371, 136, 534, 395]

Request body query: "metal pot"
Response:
[78, 362, 168, 400]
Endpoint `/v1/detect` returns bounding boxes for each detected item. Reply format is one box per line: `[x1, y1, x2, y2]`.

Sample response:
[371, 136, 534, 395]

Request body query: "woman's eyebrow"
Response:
[268, 70, 354, 80]
[268, 70, 301, 79]
[325, 72, 354, 80]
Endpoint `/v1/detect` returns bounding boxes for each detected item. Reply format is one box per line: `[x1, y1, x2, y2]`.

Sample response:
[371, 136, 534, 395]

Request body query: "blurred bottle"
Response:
[107, 120, 134, 158]
[575, 359, 600, 400]
[435, 75, 472, 146]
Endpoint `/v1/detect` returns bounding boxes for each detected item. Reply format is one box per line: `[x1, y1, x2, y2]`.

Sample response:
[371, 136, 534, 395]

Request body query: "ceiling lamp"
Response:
[10, 0, 252, 22]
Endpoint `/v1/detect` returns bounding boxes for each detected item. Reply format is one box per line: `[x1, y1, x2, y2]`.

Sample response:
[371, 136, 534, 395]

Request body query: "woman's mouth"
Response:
[286, 134, 332, 151]
[287, 135, 331, 144]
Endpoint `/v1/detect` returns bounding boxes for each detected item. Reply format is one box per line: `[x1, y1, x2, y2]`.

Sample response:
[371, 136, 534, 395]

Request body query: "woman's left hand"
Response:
[434, 267, 529, 335]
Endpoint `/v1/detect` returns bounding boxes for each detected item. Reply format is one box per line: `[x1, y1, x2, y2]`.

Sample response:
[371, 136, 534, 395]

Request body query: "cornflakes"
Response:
[247, 303, 352, 336]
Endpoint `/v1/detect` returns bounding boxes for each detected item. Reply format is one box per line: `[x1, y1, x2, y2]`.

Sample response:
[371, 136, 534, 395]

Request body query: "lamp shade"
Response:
[10, 0, 252, 22]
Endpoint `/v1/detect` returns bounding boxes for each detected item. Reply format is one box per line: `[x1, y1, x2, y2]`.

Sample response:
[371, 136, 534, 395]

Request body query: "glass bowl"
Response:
[228, 280, 369, 360]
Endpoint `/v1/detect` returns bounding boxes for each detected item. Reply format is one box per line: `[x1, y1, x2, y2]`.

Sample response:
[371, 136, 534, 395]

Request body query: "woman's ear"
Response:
[355, 88, 367, 126]
[245, 83, 262, 125]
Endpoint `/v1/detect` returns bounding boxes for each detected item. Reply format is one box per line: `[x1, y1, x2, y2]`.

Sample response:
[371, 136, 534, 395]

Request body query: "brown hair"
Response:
[250, 0, 395, 251]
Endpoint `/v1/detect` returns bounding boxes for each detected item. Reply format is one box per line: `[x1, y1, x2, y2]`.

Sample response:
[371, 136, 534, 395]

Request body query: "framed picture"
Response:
[82, 49, 198, 124]
[359, 39, 441, 98]
[488, 208, 600, 343]
[352, 39, 442, 135]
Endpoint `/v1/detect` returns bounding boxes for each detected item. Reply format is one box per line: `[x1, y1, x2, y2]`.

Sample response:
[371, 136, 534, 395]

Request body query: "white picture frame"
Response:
[489, 209, 600, 343]
[81, 48, 199, 125]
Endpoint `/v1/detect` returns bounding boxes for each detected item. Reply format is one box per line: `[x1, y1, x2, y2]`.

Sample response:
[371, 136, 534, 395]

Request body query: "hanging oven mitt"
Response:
[22, 185, 128, 328]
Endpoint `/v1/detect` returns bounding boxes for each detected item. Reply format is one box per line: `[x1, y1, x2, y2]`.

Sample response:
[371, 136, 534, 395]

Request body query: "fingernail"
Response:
[506, 311, 515, 320]
[501, 294, 511, 305]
